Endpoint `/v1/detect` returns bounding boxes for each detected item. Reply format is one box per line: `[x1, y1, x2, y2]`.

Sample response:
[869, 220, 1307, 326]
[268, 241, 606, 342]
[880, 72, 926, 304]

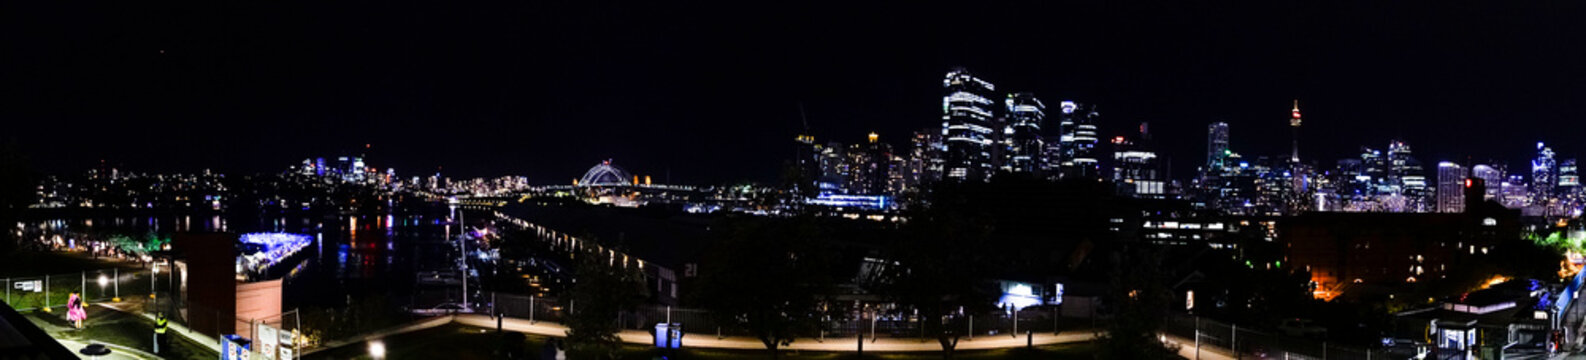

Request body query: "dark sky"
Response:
[6, 2, 1586, 184]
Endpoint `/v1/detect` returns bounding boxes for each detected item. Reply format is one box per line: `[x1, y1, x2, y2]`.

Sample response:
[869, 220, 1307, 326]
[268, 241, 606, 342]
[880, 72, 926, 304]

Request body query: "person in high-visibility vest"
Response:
[154, 313, 168, 354]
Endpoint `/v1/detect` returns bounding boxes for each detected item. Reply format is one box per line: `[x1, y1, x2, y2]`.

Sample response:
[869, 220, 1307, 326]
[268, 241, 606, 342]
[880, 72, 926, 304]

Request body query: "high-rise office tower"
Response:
[1436, 162, 1467, 213]
[1361, 147, 1387, 188]
[1206, 122, 1231, 170]
[1194, 122, 1232, 210]
[1057, 101, 1101, 179]
[1002, 93, 1046, 174]
[904, 130, 942, 192]
[1471, 164, 1503, 202]
[1532, 142, 1557, 204]
[1290, 100, 1302, 163]
[941, 68, 998, 182]
[846, 133, 895, 195]
[1334, 159, 1366, 196]
[1041, 137, 1063, 177]
[793, 132, 820, 196]
[817, 142, 848, 194]
[1387, 140, 1429, 212]
[1112, 123, 1164, 199]
[1559, 159, 1579, 202]
[1502, 174, 1531, 208]
[1560, 159, 1580, 188]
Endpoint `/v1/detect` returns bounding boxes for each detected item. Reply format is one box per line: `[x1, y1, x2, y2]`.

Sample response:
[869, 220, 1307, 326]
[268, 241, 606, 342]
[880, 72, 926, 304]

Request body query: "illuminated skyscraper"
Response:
[1436, 162, 1467, 213]
[1560, 159, 1579, 189]
[1206, 122, 1230, 170]
[1559, 158, 1580, 210]
[1334, 159, 1367, 196]
[817, 142, 847, 193]
[1112, 123, 1163, 199]
[1041, 136, 1063, 178]
[1471, 164, 1503, 202]
[1193, 122, 1231, 211]
[1387, 140, 1429, 212]
[904, 130, 942, 191]
[1057, 101, 1100, 179]
[1502, 174, 1530, 208]
[845, 133, 895, 195]
[941, 68, 998, 182]
[1002, 92, 1046, 174]
[1532, 142, 1556, 204]
[1361, 147, 1386, 187]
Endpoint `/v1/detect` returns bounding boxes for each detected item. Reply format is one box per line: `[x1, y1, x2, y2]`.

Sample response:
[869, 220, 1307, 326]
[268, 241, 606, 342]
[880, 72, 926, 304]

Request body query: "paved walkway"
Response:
[94, 300, 223, 354]
[88, 301, 1101, 356]
[57, 338, 159, 360]
[305, 316, 455, 356]
[452, 314, 1098, 352]
[1163, 333, 1238, 360]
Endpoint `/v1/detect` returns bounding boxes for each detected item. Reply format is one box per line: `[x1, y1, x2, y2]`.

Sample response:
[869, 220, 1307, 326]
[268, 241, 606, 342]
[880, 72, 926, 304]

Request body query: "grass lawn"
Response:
[28, 305, 217, 360]
[304, 324, 1097, 360]
[0, 250, 152, 310]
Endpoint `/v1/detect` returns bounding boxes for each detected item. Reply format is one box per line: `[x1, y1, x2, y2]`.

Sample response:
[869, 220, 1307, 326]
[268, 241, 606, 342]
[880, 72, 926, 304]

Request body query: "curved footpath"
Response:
[451, 314, 1098, 352]
[91, 300, 1099, 355]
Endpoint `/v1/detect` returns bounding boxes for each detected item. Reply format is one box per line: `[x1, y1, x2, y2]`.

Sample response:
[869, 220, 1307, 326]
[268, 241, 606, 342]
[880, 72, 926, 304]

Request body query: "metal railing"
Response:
[0, 267, 145, 311]
[489, 291, 1089, 341]
[1165, 315, 1392, 359]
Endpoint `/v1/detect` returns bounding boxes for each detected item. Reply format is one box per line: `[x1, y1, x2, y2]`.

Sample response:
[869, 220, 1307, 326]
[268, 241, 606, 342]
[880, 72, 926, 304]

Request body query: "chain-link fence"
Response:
[1165, 315, 1393, 359]
[490, 291, 1094, 341]
[0, 267, 147, 311]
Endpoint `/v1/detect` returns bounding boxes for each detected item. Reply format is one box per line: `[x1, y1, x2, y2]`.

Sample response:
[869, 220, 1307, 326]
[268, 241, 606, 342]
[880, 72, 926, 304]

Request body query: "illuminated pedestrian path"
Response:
[452, 314, 1098, 352]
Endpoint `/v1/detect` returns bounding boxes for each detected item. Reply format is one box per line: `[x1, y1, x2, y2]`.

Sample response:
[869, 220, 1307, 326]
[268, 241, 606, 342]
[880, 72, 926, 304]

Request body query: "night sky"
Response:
[6, 2, 1586, 184]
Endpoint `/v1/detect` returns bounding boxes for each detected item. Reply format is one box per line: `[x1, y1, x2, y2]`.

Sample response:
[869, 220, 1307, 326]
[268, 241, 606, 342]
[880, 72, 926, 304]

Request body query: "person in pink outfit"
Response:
[66, 293, 87, 328]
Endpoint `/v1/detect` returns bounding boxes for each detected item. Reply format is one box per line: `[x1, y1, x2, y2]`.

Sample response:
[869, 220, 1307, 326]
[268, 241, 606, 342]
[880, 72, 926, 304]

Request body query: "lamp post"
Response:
[150, 263, 158, 300]
[368, 340, 386, 360]
[97, 274, 108, 300]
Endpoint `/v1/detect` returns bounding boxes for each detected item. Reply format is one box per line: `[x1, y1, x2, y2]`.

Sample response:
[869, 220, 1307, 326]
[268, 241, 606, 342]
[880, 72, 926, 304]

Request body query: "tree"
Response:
[564, 247, 646, 359]
[1096, 247, 1179, 359]
[691, 216, 835, 359]
[873, 205, 998, 359]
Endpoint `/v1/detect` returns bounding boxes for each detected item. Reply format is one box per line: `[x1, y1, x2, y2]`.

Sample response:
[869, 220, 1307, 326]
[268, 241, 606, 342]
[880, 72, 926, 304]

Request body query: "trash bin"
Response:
[653, 323, 683, 349]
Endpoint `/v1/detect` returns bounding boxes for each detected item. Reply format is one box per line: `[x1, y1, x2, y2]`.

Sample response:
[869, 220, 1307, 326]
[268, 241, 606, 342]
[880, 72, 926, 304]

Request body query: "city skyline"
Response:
[7, 2, 1586, 185]
[10, 3, 1586, 358]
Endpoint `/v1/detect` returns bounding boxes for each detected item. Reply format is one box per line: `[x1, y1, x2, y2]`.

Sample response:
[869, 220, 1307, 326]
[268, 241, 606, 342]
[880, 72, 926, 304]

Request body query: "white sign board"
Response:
[255, 324, 278, 360]
[279, 330, 295, 360]
[12, 280, 42, 293]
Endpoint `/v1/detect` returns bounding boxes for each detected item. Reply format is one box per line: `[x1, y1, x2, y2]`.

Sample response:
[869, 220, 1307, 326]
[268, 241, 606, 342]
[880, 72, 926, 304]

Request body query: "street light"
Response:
[368, 340, 386, 359]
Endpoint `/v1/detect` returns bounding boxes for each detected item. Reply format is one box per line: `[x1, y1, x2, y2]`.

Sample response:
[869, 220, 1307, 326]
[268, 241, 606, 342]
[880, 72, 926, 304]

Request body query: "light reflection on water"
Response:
[21, 208, 460, 310]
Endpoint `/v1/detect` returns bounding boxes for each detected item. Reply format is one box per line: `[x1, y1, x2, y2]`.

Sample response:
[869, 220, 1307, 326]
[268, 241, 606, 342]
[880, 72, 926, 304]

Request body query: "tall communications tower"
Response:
[1290, 99, 1302, 163]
